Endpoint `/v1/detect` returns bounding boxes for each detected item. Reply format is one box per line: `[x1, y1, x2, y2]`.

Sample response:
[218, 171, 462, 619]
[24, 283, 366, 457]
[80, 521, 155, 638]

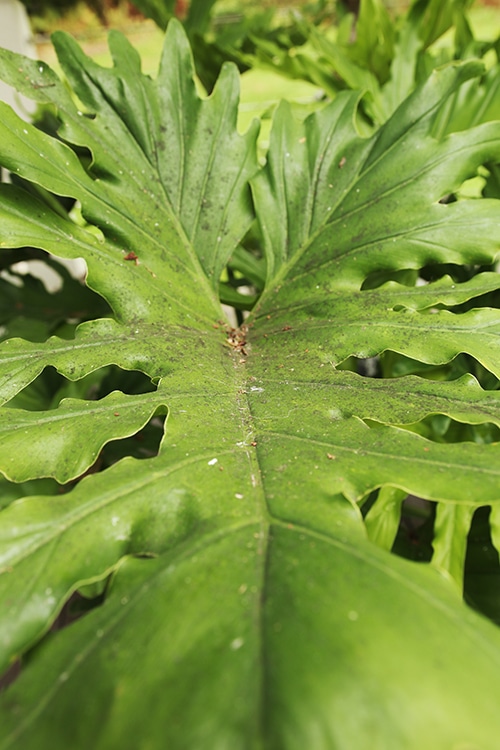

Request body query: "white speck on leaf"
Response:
[230, 637, 244, 650]
[208, 458, 218, 466]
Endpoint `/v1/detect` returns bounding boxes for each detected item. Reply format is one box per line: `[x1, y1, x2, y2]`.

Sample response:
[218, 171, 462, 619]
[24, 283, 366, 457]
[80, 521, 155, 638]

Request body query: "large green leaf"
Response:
[1, 21, 500, 748]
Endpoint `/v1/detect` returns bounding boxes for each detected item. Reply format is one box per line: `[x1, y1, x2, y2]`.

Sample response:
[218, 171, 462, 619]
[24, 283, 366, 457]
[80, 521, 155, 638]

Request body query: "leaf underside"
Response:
[0, 20, 500, 749]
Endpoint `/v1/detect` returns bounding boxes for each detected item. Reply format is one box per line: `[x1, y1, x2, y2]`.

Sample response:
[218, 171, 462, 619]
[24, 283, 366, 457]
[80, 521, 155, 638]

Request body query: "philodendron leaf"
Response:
[0, 390, 167, 483]
[1, 21, 500, 748]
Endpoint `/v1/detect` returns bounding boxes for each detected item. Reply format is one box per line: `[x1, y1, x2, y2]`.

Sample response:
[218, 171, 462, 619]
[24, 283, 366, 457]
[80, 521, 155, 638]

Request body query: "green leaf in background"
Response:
[0, 19, 500, 749]
[205, 0, 500, 130]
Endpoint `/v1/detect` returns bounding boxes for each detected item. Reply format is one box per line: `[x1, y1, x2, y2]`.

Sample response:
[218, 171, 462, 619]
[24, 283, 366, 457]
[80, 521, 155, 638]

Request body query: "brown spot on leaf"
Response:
[124, 252, 139, 265]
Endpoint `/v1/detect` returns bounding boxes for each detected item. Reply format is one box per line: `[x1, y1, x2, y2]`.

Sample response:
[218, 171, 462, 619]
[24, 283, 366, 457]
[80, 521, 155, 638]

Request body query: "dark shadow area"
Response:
[0, 249, 111, 345]
[464, 506, 500, 626]
[392, 495, 435, 564]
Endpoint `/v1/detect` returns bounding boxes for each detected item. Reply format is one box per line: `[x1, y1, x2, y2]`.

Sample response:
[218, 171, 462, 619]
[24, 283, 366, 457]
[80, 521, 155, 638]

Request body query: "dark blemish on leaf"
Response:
[327, 453, 336, 460]
[338, 156, 346, 169]
[114, 412, 120, 416]
[124, 252, 139, 265]
[282, 325, 292, 331]
[251, 441, 257, 447]
[225, 324, 248, 357]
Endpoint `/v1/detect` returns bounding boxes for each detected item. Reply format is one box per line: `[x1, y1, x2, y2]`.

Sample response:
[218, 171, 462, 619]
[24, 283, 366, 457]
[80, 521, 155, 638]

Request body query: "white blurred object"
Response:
[0, 0, 36, 115]
[0, 4, 88, 283]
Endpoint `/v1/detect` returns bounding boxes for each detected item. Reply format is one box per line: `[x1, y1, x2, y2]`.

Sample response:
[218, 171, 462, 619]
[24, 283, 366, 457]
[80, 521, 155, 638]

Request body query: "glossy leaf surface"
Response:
[0, 21, 500, 749]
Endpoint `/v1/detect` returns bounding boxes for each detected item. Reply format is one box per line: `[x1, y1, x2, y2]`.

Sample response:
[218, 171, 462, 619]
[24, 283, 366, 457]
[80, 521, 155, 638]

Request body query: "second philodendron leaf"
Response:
[0, 20, 500, 749]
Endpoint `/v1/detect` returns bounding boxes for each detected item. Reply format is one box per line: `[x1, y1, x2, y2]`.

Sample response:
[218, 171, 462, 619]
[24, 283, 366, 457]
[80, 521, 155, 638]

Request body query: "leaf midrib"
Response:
[5, 509, 500, 750]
